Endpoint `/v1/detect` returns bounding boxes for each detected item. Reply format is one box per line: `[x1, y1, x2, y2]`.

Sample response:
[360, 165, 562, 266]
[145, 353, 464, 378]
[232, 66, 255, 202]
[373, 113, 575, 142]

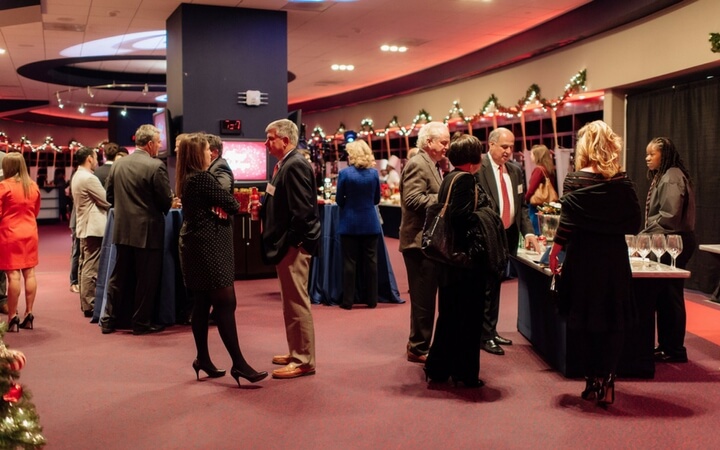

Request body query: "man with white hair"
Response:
[399, 122, 449, 363]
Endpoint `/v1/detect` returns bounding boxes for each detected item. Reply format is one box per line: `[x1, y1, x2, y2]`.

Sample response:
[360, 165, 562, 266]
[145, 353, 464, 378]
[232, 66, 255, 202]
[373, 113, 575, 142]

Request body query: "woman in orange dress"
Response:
[0, 153, 41, 331]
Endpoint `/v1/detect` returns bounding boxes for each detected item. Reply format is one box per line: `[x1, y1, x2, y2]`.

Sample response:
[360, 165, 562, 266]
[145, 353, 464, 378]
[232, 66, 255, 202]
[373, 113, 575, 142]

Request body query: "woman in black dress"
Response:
[549, 121, 641, 405]
[424, 134, 496, 387]
[176, 133, 267, 386]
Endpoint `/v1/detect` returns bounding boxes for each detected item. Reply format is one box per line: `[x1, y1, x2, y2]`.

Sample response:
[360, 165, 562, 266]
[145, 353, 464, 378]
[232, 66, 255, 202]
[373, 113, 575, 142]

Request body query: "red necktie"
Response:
[499, 164, 511, 229]
[272, 162, 280, 178]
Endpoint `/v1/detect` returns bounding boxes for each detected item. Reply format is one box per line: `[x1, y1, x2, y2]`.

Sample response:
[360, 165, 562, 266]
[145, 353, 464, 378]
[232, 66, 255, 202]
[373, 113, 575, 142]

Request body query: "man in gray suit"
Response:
[71, 147, 110, 317]
[476, 127, 541, 355]
[399, 122, 449, 363]
[101, 124, 173, 335]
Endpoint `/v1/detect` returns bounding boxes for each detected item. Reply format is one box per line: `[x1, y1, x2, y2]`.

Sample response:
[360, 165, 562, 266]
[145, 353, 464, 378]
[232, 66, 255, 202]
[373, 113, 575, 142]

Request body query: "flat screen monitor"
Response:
[153, 108, 171, 157]
[222, 139, 267, 182]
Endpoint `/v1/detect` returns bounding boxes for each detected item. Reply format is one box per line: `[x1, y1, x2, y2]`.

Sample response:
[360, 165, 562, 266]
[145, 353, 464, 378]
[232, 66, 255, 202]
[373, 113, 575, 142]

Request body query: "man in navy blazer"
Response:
[261, 119, 321, 379]
[476, 127, 541, 355]
[101, 124, 173, 335]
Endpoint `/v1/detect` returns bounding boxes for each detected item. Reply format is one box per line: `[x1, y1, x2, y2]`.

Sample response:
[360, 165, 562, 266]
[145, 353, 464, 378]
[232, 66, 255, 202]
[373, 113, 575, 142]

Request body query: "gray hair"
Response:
[135, 124, 160, 147]
[265, 119, 299, 147]
[416, 122, 448, 151]
[488, 127, 512, 144]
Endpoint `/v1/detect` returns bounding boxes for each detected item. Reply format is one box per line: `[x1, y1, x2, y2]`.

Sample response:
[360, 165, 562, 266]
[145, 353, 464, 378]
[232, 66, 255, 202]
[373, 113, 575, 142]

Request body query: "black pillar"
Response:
[166, 4, 288, 143]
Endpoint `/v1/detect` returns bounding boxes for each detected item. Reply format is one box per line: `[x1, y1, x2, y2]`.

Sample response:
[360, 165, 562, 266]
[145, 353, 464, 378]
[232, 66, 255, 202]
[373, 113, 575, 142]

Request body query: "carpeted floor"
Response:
[5, 223, 720, 449]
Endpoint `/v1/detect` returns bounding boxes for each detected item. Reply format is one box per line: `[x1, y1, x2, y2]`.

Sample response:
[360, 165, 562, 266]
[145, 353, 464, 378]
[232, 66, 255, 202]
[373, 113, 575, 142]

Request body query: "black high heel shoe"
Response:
[192, 359, 226, 380]
[7, 315, 20, 333]
[450, 376, 485, 388]
[598, 374, 615, 405]
[230, 367, 268, 386]
[19, 313, 34, 330]
[423, 367, 449, 383]
[581, 376, 602, 400]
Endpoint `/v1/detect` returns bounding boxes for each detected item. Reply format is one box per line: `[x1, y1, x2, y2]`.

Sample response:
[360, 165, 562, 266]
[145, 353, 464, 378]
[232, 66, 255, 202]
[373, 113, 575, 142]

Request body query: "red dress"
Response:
[0, 178, 41, 270]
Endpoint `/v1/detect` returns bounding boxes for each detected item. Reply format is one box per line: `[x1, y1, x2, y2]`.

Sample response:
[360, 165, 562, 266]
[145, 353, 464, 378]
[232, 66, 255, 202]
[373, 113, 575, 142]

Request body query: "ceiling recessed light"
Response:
[0, 48, 5, 54]
[380, 44, 408, 53]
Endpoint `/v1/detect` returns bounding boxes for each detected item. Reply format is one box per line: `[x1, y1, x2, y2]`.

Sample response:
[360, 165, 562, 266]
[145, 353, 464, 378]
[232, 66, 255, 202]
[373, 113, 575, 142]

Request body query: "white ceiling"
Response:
[0, 0, 592, 122]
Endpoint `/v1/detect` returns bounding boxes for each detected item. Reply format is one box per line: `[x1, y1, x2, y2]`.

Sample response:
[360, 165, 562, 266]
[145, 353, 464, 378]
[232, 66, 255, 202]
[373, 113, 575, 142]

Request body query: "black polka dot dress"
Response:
[178, 171, 240, 291]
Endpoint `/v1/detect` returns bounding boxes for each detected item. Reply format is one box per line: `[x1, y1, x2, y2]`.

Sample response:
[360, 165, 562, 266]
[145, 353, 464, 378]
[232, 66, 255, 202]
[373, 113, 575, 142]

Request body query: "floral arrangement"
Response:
[711, 33, 720, 53]
[537, 202, 561, 215]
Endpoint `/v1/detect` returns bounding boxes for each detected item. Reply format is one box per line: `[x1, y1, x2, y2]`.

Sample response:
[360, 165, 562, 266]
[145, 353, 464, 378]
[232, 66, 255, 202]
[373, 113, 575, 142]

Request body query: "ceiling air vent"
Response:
[43, 22, 86, 32]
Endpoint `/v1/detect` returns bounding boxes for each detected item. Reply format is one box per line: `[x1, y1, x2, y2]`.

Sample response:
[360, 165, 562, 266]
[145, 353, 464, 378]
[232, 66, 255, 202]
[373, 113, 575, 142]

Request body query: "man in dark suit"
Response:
[100, 124, 173, 335]
[476, 127, 541, 355]
[93, 142, 127, 188]
[399, 121, 448, 363]
[261, 119, 321, 379]
[206, 134, 233, 194]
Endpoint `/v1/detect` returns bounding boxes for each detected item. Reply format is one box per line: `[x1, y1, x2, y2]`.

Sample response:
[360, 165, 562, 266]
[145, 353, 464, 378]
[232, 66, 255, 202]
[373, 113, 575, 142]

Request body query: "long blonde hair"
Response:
[1, 153, 33, 197]
[574, 120, 622, 178]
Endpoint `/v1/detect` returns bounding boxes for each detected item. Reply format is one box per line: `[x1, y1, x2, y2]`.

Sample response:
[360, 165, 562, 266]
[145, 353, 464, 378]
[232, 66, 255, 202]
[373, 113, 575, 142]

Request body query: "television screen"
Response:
[222, 139, 267, 181]
[153, 109, 171, 157]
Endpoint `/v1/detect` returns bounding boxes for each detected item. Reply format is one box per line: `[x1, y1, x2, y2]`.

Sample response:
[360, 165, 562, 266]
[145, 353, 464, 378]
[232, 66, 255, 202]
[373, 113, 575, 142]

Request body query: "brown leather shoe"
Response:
[272, 363, 316, 379]
[272, 354, 291, 365]
[407, 351, 427, 363]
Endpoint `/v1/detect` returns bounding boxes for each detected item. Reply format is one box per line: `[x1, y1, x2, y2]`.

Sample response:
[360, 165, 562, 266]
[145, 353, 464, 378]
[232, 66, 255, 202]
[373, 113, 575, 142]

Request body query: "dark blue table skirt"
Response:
[93, 208, 186, 326]
[309, 203, 404, 305]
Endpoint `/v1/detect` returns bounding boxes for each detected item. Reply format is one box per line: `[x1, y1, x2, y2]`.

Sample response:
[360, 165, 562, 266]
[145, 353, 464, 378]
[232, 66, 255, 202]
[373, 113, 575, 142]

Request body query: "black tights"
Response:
[191, 285, 252, 372]
[582, 330, 624, 378]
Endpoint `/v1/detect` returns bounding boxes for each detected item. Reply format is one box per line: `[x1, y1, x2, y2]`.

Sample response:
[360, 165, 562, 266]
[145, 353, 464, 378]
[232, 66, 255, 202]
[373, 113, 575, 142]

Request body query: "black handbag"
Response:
[421, 173, 477, 268]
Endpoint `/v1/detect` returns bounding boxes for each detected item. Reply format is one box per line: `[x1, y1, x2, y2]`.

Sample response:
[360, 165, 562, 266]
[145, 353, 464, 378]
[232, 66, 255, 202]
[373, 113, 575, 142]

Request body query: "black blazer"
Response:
[106, 149, 173, 249]
[260, 149, 321, 265]
[209, 157, 233, 194]
[475, 154, 534, 240]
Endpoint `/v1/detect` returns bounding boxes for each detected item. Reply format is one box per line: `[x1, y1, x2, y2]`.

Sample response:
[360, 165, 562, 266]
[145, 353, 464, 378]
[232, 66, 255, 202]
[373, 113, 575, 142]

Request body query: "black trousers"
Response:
[426, 267, 485, 381]
[102, 244, 163, 329]
[403, 248, 439, 355]
[340, 234, 379, 308]
[656, 231, 696, 357]
[482, 224, 518, 341]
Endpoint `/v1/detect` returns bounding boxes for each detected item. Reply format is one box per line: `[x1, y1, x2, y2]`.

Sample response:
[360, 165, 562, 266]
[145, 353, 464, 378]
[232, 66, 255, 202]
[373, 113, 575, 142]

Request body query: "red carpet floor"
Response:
[5, 223, 720, 449]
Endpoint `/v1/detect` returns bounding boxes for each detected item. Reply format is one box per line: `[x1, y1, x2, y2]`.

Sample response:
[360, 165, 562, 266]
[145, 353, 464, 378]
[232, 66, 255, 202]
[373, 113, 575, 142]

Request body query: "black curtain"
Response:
[626, 77, 720, 293]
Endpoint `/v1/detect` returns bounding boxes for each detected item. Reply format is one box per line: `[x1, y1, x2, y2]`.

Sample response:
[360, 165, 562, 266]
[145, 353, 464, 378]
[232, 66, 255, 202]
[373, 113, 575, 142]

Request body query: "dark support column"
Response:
[166, 4, 288, 144]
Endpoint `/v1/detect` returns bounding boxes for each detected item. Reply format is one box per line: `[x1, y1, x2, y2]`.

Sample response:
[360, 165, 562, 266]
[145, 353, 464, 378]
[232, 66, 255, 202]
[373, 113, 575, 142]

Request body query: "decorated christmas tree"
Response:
[0, 323, 45, 449]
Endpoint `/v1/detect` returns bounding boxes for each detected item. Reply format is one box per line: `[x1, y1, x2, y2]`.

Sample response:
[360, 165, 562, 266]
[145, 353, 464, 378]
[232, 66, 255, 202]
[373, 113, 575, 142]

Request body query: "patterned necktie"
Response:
[435, 162, 443, 180]
[499, 164, 512, 229]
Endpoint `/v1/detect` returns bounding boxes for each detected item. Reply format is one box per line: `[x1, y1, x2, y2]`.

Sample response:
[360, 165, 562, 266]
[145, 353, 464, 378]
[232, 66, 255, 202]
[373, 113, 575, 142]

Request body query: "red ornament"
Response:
[3, 383, 22, 403]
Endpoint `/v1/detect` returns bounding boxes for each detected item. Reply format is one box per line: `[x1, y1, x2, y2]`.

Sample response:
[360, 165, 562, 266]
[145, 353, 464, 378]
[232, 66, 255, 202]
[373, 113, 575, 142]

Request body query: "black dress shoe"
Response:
[654, 351, 688, 363]
[494, 335, 513, 346]
[83, 310, 93, 318]
[132, 324, 166, 335]
[482, 339, 505, 355]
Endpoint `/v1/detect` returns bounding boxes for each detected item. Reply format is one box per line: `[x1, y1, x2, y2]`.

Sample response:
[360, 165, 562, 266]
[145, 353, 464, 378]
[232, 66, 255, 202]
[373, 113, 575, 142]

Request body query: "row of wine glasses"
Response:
[625, 233, 684, 268]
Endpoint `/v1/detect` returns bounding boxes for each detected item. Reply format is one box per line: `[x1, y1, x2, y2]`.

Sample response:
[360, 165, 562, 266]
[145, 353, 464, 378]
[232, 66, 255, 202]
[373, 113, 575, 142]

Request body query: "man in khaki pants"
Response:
[260, 119, 321, 379]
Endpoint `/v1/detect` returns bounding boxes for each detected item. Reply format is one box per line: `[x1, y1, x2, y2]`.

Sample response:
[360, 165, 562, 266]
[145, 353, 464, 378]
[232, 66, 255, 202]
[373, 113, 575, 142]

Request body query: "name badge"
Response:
[517, 184, 523, 195]
[266, 183, 276, 196]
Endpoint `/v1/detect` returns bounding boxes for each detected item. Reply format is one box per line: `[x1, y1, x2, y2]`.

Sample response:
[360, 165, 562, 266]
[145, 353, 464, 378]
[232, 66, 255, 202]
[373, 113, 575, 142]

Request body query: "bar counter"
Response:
[512, 249, 689, 378]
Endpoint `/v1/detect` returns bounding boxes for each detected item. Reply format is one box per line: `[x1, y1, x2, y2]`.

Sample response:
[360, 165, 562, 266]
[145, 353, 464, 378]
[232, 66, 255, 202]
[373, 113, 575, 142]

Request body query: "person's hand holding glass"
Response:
[651, 234, 666, 264]
[666, 234, 684, 268]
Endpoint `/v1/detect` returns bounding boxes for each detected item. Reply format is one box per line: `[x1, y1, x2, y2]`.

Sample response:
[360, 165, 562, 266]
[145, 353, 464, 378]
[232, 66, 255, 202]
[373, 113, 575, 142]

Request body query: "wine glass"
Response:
[666, 234, 684, 268]
[635, 234, 651, 263]
[650, 234, 666, 264]
[625, 234, 637, 258]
